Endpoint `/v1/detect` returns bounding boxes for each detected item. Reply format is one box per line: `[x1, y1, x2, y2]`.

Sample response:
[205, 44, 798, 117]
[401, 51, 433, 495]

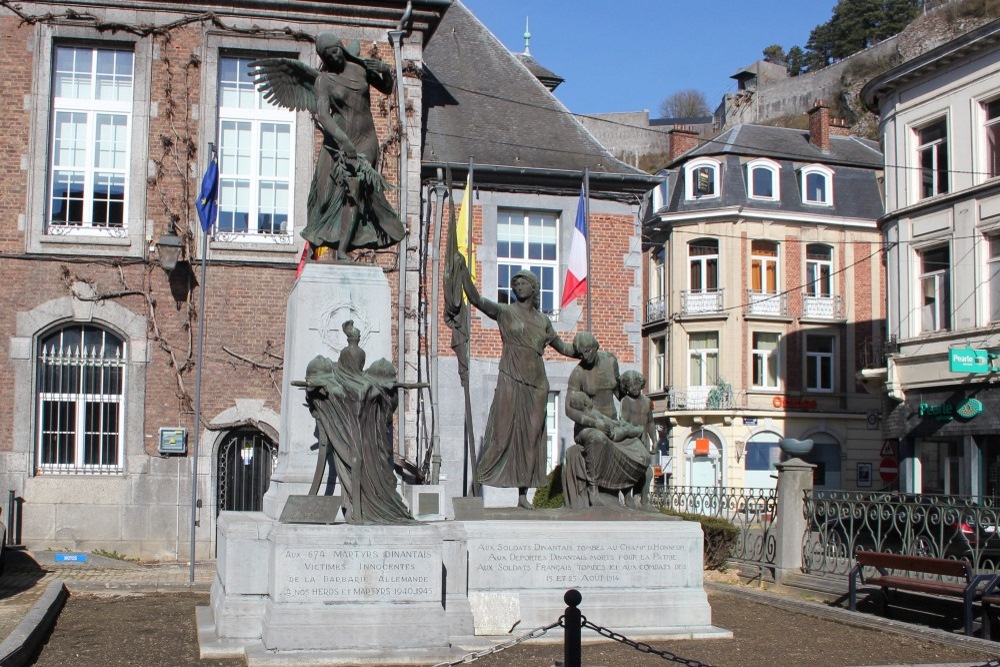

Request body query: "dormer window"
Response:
[747, 158, 780, 201]
[800, 164, 834, 206]
[685, 158, 720, 200]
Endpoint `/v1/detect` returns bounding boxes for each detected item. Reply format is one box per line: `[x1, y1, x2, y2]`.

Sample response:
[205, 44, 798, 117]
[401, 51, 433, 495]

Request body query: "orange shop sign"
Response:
[772, 396, 818, 411]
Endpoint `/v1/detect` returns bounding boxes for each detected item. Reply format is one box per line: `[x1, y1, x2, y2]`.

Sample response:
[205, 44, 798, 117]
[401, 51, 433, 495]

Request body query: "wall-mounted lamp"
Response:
[156, 223, 184, 273]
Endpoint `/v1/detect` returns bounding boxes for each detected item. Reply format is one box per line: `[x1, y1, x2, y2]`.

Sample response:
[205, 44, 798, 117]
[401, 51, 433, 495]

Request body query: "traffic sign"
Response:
[879, 457, 898, 483]
[879, 440, 896, 458]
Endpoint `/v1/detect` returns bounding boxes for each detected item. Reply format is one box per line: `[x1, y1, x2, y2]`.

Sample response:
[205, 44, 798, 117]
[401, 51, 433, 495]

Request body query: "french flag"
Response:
[561, 186, 588, 308]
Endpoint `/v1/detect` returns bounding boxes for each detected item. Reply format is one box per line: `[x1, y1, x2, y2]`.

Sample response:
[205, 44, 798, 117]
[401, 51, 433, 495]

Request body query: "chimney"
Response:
[808, 100, 830, 151]
[829, 117, 851, 137]
[669, 126, 700, 161]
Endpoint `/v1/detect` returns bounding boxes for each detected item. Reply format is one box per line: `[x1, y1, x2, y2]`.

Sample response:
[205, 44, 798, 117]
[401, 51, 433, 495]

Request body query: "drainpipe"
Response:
[390, 2, 413, 466]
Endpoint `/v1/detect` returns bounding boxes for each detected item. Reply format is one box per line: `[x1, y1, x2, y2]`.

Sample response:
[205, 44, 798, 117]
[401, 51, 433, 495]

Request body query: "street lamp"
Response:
[156, 223, 185, 273]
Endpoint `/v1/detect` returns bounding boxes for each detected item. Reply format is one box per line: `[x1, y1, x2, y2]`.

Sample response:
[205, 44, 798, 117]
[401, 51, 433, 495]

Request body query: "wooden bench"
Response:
[977, 592, 1000, 639]
[849, 551, 997, 636]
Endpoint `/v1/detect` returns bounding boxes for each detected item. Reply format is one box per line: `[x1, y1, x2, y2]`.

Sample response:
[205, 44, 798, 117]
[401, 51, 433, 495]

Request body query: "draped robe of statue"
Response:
[301, 352, 415, 525]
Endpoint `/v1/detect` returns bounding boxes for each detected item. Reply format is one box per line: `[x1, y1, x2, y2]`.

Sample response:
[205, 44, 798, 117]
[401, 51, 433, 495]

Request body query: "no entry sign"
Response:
[879, 457, 898, 483]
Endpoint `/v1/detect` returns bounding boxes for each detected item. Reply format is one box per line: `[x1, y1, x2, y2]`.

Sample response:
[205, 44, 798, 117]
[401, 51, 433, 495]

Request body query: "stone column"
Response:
[772, 457, 815, 585]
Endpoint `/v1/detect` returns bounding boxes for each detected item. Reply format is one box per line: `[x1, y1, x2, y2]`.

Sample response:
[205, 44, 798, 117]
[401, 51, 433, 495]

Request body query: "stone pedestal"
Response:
[200, 511, 727, 665]
[262, 263, 393, 518]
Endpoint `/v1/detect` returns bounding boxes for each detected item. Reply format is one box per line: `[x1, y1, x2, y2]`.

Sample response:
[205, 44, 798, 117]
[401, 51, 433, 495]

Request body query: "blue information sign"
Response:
[54, 553, 88, 563]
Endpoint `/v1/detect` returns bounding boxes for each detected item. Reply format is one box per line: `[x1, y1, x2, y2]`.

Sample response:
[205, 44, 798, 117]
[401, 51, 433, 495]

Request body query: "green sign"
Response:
[949, 347, 991, 373]
[919, 398, 983, 421]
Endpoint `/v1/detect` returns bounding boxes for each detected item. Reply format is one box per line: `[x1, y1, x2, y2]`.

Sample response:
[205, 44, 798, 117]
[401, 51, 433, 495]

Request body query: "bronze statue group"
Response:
[258, 32, 658, 524]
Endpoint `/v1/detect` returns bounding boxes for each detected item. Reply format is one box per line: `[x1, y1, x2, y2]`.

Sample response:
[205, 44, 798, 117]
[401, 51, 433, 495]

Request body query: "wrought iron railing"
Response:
[745, 290, 787, 317]
[680, 289, 724, 315]
[645, 297, 666, 322]
[802, 491, 1000, 577]
[650, 485, 777, 575]
[858, 335, 898, 369]
[801, 293, 843, 319]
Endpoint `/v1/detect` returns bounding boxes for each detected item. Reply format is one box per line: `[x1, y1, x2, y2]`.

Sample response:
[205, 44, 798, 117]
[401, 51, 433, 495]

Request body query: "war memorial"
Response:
[198, 32, 726, 665]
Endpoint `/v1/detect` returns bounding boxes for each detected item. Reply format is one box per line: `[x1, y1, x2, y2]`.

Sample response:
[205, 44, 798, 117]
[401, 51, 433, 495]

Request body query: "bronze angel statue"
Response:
[251, 32, 405, 260]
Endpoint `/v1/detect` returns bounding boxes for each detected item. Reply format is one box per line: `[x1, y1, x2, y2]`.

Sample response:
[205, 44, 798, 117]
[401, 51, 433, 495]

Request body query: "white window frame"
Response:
[685, 158, 721, 200]
[805, 243, 834, 297]
[918, 243, 951, 333]
[48, 45, 134, 236]
[216, 54, 296, 242]
[650, 336, 666, 393]
[989, 235, 1000, 323]
[496, 208, 560, 314]
[751, 331, 780, 389]
[800, 164, 834, 206]
[983, 97, 1000, 182]
[805, 333, 835, 393]
[688, 331, 719, 387]
[915, 117, 949, 200]
[746, 158, 780, 201]
[688, 238, 719, 293]
[35, 324, 126, 474]
[750, 240, 779, 296]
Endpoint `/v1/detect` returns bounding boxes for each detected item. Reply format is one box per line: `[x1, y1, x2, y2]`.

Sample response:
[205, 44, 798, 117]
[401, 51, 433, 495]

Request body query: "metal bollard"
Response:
[563, 588, 582, 667]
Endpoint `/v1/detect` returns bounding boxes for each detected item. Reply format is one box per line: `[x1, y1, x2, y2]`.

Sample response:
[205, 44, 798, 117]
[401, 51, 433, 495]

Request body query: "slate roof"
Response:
[421, 1, 642, 183]
[662, 124, 884, 221]
[514, 52, 564, 90]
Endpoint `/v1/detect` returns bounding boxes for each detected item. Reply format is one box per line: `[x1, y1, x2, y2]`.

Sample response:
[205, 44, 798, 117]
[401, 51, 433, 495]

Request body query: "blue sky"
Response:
[460, 0, 838, 116]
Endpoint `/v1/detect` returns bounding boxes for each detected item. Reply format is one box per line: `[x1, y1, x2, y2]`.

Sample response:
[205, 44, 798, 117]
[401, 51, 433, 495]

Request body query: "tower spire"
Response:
[523, 17, 531, 55]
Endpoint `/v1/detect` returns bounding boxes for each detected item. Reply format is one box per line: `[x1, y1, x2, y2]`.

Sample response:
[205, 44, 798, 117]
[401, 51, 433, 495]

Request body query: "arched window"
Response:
[685, 158, 721, 200]
[746, 158, 780, 201]
[36, 324, 125, 473]
[217, 427, 278, 513]
[800, 164, 834, 206]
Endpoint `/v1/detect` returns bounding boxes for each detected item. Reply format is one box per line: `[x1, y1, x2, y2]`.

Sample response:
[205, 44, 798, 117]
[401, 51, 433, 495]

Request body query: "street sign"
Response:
[949, 347, 991, 374]
[879, 440, 896, 458]
[879, 457, 898, 483]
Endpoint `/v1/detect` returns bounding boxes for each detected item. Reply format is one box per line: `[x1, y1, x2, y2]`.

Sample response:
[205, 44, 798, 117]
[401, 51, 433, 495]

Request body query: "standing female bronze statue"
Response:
[459, 262, 577, 509]
[251, 32, 405, 259]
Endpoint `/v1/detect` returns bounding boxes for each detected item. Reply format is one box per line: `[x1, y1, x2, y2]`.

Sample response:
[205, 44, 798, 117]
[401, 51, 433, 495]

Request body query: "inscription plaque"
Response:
[275, 545, 441, 603]
[468, 538, 696, 590]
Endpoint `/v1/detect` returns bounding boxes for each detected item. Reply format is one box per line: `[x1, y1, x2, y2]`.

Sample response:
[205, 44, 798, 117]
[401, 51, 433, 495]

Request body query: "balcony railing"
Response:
[680, 288, 725, 315]
[859, 335, 898, 369]
[645, 297, 666, 322]
[668, 384, 736, 410]
[745, 290, 787, 317]
[802, 293, 843, 319]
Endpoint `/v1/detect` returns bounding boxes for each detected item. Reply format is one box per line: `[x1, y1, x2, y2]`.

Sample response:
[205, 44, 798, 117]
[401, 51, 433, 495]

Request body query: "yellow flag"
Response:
[456, 174, 476, 283]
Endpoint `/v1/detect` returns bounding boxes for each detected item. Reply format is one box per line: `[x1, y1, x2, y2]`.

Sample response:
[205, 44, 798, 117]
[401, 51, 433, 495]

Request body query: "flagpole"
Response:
[583, 167, 591, 332]
[189, 144, 214, 584]
[465, 157, 478, 497]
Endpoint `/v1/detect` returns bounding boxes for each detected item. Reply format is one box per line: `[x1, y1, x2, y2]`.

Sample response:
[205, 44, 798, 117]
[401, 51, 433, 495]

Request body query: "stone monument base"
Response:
[199, 508, 728, 665]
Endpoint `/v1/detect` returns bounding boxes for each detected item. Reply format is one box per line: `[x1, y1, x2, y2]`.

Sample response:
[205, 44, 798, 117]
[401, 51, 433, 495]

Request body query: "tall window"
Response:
[751, 240, 778, 295]
[747, 159, 780, 200]
[919, 244, 951, 332]
[917, 119, 949, 199]
[497, 209, 558, 313]
[650, 337, 666, 392]
[990, 236, 1000, 323]
[49, 45, 134, 232]
[800, 164, 833, 206]
[805, 334, 835, 393]
[986, 98, 1000, 180]
[752, 332, 780, 389]
[36, 324, 125, 473]
[689, 239, 718, 293]
[218, 56, 295, 238]
[805, 244, 833, 297]
[689, 331, 719, 387]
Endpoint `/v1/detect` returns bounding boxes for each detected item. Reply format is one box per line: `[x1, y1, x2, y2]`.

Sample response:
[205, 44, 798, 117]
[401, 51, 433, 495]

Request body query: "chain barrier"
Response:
[429, 619, 562, 666]
[972, 659, 1000, 667]
[581, 617, 716, 667]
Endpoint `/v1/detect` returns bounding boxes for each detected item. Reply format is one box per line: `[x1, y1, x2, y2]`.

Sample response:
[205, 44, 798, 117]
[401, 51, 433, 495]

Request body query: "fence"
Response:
[650, 485, 777, 578]
[803, 491, 1000, 577]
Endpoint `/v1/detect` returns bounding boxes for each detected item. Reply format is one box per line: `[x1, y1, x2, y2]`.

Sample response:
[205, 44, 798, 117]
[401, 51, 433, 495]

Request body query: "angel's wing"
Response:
[249, 58, 319, 113]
